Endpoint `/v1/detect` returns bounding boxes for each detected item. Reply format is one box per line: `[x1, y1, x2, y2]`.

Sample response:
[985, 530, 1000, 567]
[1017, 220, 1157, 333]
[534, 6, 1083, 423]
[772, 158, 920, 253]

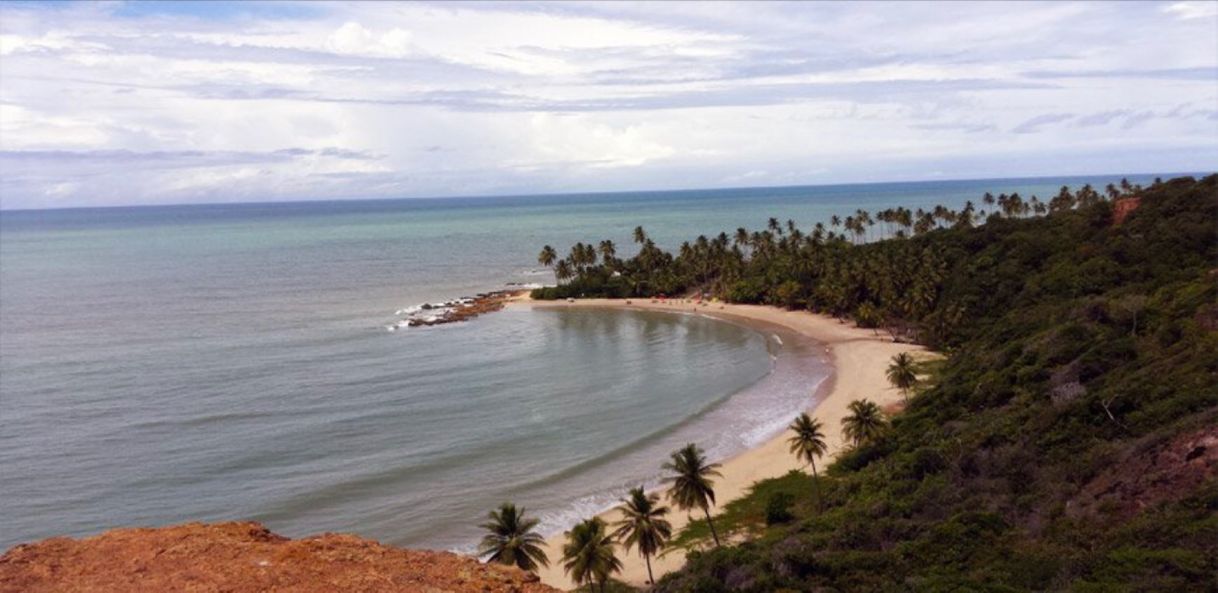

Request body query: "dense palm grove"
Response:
[533, 178, 1161, 350]
[518, 175, 1216, 592]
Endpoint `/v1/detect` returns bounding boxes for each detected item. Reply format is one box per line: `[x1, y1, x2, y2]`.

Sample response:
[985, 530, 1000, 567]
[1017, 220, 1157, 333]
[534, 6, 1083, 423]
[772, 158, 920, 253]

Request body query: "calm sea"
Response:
[0, 173, 1174, 550]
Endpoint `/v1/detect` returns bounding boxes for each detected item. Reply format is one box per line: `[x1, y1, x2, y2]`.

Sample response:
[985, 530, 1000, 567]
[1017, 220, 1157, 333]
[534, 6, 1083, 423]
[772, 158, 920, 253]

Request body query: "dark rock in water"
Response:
[401, 290, 525, 328]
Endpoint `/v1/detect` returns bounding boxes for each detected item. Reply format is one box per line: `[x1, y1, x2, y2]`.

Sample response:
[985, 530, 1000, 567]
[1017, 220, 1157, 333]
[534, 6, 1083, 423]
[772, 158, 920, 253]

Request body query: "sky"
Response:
[0, 1, 1216, 209]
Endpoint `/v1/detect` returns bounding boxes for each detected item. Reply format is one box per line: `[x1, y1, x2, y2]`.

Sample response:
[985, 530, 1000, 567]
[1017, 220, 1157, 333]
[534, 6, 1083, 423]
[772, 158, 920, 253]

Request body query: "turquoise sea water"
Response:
[0, 173, 1176, 550]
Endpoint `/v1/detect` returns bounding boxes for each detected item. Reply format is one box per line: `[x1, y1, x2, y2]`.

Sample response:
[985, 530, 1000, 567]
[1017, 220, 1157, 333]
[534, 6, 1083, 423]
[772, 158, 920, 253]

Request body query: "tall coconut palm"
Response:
[886, 352, 918, 403]
[787, 413, 828, 510]
[662, 443, 723, 547]
[538, 245, 557, 270]
[562, 517, 622, 593]
[478, 503, 549, 573]
[633, 226, 648, 245]
[842, 399, 886, 448]
[612, 487, 671, 585]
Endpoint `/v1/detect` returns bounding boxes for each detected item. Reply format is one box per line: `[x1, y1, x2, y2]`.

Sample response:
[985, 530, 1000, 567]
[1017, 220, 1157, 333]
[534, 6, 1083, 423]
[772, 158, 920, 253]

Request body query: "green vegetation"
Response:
[786, 413, 827, 510]
[533, 178, 1161, 349]
[645, 175, 1218, 591]
[612, 487, 673, 585]
[763, 491, 795, 526]
[504, 175, 1215, 590]
[477, 502, 549, 572]
[666, 470, 814, 550]
[886, 352, 918, 402]
[841, 399, 887, 448]
[562, 517, 623, 593]
[663, 443, 725, 547]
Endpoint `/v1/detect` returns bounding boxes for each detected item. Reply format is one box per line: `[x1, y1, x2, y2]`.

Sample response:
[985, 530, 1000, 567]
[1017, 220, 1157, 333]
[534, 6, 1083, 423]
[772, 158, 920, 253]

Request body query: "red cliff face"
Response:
[0, 522, 561, 593]
[1112, 196, 1141, 225]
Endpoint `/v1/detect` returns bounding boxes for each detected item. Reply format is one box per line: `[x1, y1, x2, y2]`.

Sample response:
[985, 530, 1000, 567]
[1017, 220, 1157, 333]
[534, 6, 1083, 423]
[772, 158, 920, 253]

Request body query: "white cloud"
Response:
[0, 0, 1214, 208]
[524, 113, 676, 169]
[0, 31, 109, 56]
[1163, 1, 1218, 20]
[325, 22, 413, 58]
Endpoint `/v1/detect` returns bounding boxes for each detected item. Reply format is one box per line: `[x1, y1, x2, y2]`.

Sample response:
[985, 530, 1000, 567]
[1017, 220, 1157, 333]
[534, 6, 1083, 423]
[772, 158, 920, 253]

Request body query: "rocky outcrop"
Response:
[407, 290, 521, 327]
[1066, 424, 1218, 520]
[390, 290, 526, 330]
[0, 522, 560, 593]
[1112, 196, 1141, 224]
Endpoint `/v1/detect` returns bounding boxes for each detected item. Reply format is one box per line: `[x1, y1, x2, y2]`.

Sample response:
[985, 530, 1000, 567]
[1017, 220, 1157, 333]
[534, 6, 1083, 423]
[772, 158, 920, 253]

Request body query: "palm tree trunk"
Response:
[703, 506, 721, 547]
[645, 551, 654, 585]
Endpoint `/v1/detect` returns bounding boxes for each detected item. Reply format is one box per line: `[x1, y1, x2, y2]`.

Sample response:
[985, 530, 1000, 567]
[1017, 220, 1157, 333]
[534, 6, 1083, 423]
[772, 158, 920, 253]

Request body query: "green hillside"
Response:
[539, 175, 1218, 592]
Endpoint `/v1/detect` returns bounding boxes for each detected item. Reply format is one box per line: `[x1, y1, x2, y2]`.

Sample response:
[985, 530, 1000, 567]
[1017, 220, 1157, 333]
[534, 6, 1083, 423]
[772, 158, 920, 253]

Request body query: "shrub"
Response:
[765, 492, 795, 525]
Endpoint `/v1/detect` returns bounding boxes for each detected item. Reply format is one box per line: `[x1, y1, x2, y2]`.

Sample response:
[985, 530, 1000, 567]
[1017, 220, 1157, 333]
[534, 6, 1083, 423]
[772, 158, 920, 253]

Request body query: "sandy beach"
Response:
[510, 298, 926, 589]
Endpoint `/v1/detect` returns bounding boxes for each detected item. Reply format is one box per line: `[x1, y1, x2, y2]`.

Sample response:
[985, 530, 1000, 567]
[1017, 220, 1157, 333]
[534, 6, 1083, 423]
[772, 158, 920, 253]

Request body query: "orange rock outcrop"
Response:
[0, 522, 561, 593]
[1112, 196, 1141, 224]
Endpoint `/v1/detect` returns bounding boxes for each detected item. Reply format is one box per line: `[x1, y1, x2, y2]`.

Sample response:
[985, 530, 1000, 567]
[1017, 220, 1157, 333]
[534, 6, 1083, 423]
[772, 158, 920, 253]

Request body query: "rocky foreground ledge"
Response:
[0, 522, 560, 593]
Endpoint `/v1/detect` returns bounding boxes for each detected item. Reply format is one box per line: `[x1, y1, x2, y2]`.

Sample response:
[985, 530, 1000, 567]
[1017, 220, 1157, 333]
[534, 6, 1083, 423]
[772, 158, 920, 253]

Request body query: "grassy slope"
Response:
[654, 176, 1218, 592]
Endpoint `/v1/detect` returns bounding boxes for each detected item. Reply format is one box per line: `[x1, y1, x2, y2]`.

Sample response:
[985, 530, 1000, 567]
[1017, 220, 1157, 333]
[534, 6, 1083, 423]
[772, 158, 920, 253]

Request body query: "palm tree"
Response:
[886, 352, 918, 403]
[842, 399, 886, 448]
[562, 517, 622, 593]
[787, 413, 827, 510]
[633, 226, 647, 245]
[538, 245, 557, 269]
[612, 487, 672, 585]
[733, 227, 750, 248]
[598, 240, 617, 267]
[662, 443, 723, 547]
[478, 503, 549, 573]
[554, 260, 573, 284]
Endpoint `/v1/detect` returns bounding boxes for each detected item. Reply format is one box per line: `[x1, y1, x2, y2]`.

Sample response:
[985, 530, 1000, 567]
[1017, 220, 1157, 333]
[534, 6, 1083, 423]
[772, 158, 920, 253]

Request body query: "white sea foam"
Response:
[534, 488, 647, 540]
[389, 300, 461, 330]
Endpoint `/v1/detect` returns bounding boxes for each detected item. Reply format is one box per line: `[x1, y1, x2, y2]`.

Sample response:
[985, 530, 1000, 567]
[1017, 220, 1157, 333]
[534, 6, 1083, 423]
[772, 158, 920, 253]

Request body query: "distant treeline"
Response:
[532, 178, 1170, 350]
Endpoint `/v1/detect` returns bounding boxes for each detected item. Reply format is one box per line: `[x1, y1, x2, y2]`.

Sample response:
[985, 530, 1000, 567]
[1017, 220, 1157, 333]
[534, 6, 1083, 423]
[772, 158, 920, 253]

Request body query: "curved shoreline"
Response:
[507, 307, 828, 549]
[510, 298, 926, 589]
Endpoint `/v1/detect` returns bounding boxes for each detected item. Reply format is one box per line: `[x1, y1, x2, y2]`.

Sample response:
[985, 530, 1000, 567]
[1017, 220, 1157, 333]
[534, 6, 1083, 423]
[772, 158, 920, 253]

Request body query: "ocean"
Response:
[0, 173, 1174, 551]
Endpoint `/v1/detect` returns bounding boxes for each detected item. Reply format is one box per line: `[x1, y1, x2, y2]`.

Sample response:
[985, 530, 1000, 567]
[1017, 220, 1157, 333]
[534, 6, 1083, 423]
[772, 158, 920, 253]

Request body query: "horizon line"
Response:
[1, 169, 1208, 214]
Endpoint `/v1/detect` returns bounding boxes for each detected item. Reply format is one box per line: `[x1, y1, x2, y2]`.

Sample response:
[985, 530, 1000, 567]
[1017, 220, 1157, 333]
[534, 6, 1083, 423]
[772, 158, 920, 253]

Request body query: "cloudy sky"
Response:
[1, 1, 1215, 209]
